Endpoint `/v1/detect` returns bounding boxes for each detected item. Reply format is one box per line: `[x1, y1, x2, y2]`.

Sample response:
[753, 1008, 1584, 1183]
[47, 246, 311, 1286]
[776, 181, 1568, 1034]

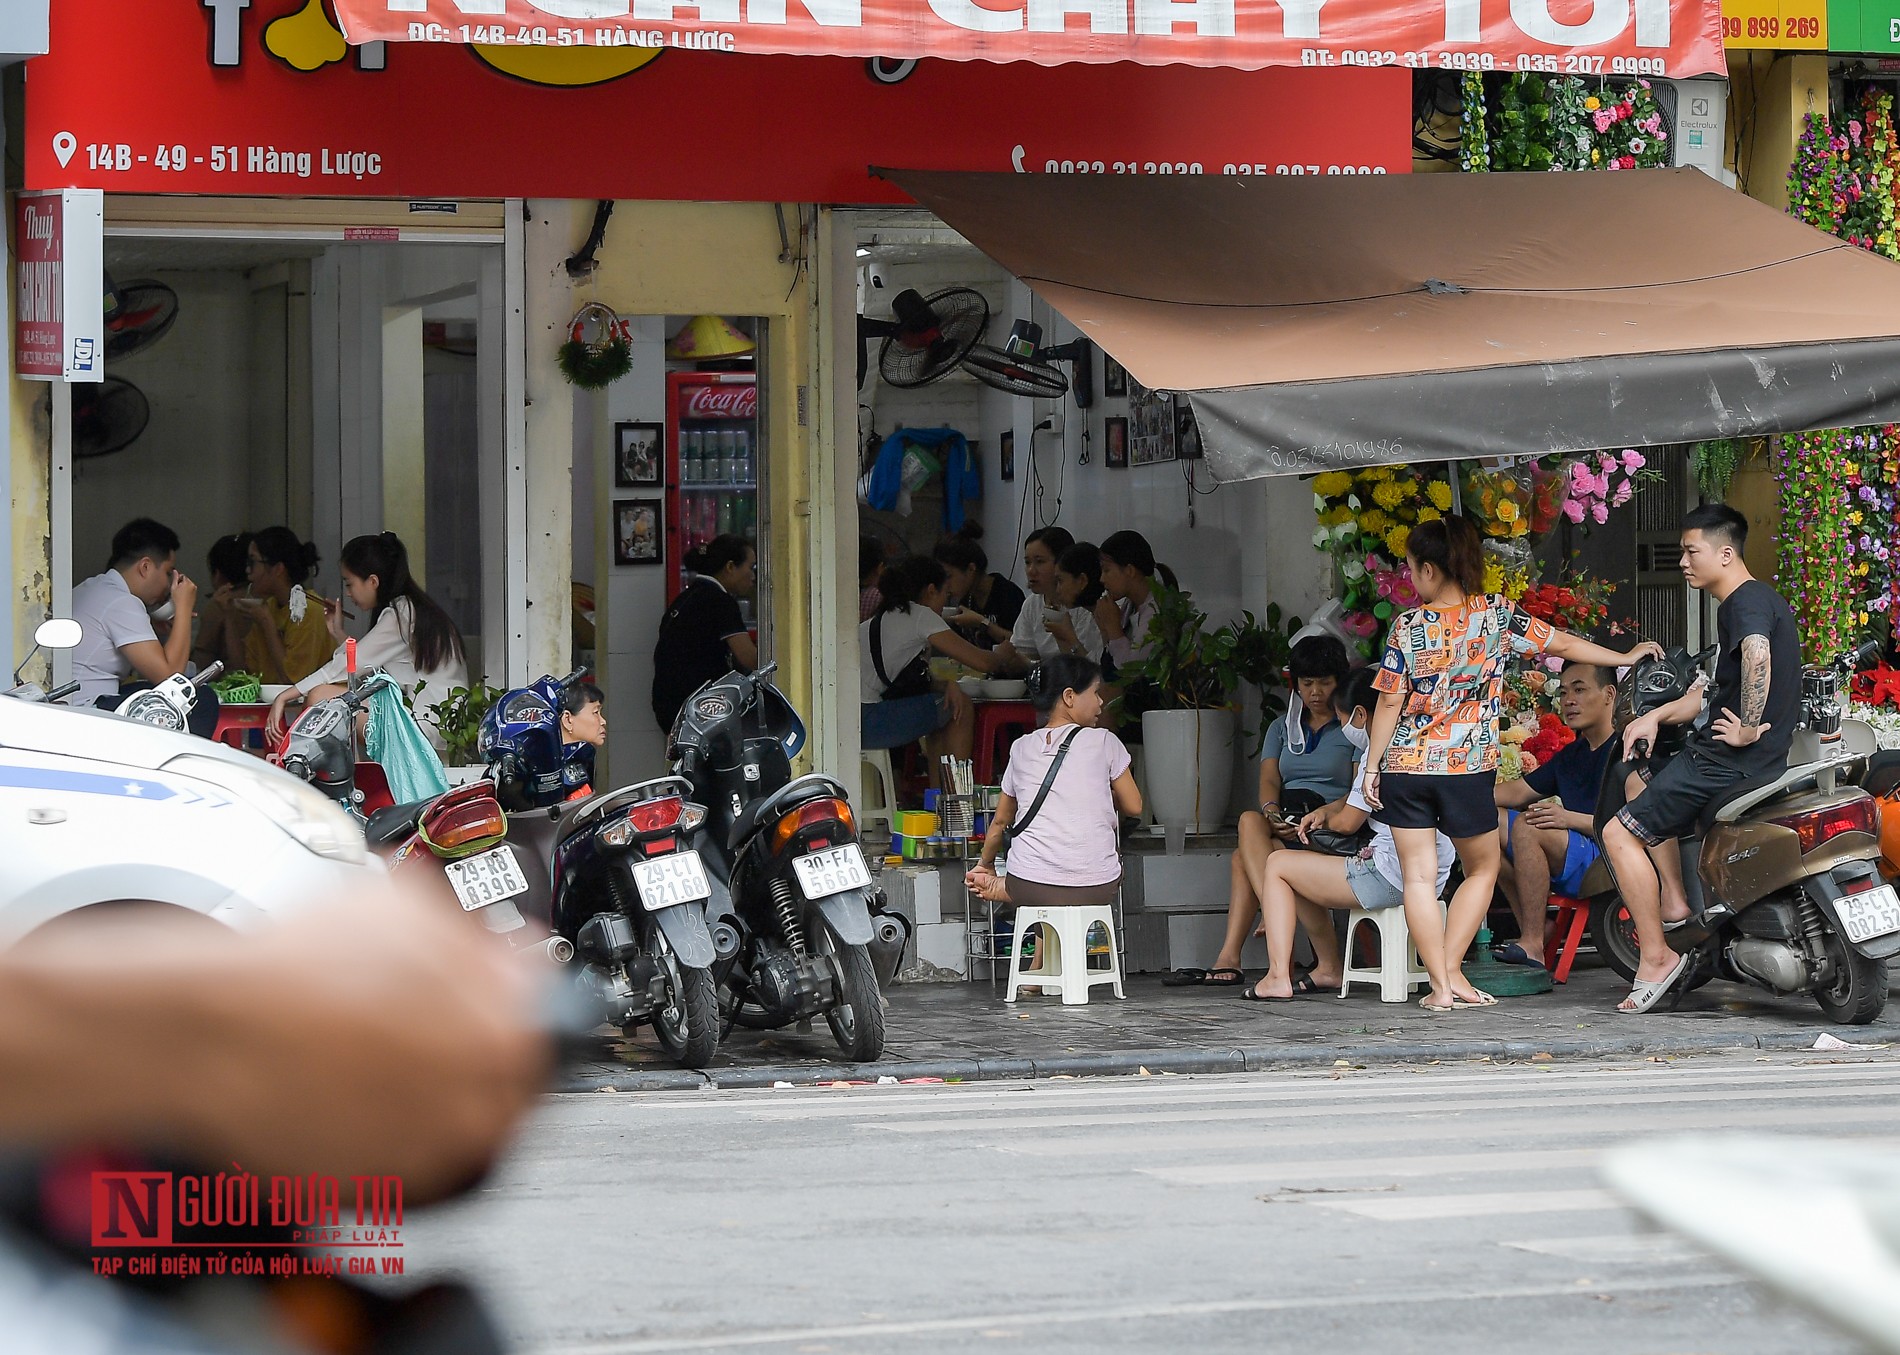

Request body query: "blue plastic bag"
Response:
[361, 673, 451, 804]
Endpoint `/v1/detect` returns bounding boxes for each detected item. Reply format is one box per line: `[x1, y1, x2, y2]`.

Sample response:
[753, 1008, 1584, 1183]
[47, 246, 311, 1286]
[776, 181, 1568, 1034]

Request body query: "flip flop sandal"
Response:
[1239, 984, 1283, 1002]
[1417, 997, 1457, 1014]
[1617, 953, 1692, 1014]
[1492, 943, 1548, 971]
[1449, 990, 1499, 1009]
[1161, 968, 1209, 987]
[1204, 967, 1246, 987]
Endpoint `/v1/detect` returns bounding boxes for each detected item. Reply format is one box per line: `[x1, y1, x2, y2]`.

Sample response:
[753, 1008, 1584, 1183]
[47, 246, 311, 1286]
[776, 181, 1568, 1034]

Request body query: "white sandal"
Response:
[1618, 953, 1691, 1015]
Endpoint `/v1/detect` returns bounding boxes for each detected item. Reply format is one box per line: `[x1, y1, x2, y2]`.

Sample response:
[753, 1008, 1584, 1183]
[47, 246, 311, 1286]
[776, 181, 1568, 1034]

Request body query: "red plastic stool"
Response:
[1543, 894, 1591, 984]
[972, 700, 1038, 785]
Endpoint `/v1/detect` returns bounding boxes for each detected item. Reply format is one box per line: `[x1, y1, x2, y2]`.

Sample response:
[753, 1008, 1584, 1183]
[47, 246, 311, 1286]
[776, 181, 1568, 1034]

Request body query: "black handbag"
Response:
[869, 611, 934, 701]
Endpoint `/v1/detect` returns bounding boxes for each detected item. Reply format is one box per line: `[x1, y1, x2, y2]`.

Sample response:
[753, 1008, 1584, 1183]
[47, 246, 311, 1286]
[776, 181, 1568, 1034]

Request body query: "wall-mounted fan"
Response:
[962, 320, 1094, 406]
[103, 276, 180, 362]
[72, 377, 150, 459]
[858, 286, 990, 391]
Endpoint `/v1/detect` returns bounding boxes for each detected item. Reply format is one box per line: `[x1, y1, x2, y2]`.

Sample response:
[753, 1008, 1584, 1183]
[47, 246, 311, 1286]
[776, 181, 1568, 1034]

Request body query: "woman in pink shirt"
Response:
[966, 655, 1143, 908]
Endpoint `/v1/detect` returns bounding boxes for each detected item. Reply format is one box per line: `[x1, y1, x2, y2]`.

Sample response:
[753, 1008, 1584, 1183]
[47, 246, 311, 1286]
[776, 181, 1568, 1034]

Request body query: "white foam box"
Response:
[913, 921, 969, 975]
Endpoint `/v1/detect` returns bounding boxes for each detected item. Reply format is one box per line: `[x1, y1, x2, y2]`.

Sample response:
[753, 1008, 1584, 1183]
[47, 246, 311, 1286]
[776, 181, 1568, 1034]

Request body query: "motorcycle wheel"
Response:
[648, 936, 719, 1068]
[1590, 898, 1716, 991]
[816, 923, 885, 1063]
[1813, 928, 1890, 1025]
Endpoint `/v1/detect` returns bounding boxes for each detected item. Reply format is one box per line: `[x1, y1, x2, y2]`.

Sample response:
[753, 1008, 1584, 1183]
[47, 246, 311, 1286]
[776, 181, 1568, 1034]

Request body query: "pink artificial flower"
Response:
[1655, 131, 1667, 142]
[1591, 502, 1609, 524]
[1562, 499, 1585, 524]
[1592, 110, 1615, 134]
[1620, 448, 1646, 472]
[1597, 451, 1617, 471]
[1611, 482, 1633, 507]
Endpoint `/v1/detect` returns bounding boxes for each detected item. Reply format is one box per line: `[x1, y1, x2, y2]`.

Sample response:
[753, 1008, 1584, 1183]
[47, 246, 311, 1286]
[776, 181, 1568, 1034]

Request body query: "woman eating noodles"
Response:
[234, 527, 332, 687]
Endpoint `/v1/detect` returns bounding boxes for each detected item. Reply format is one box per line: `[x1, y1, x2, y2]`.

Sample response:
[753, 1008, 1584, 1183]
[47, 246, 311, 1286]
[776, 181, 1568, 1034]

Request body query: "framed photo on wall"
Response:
[1102, 355, 1128, 399]
[1000, 429, 1016, 482]
[1175, 401, 1204, 461]
[614, 498, 663, 566]
[1103, 416, 1129, 469]
[1128, 382, 1176, 467]
[614, 421, 664, 488]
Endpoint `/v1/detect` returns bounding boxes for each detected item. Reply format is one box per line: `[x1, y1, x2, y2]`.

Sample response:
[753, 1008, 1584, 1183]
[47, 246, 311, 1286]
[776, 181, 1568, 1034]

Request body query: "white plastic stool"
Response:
[859, 748, 895, 836]
[1005, 905, 1124, 1005]
[1340, 902, 1435, 1003]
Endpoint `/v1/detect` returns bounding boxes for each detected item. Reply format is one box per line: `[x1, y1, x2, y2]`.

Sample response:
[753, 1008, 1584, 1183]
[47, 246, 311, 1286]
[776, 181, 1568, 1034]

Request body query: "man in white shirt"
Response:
[68, 518, 207, 732]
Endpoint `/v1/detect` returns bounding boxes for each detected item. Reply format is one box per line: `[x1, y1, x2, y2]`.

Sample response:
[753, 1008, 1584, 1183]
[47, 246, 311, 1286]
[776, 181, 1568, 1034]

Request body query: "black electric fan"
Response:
[961, 319, 1093, 406]
[72, 378, 151, 460]
[857, 286, 989, 391]
[102, 276, 179, 362]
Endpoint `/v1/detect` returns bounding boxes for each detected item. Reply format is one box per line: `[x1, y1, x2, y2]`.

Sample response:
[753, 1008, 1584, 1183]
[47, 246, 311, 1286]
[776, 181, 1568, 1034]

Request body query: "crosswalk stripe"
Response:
[1302, 1187, 1621, 1220]
[861, 1079, 1900, 1134]
[726, 1063, 1900, 1121]
[1504, 1233, 1706, 1263]
[1144, 1146, 1600, 1184]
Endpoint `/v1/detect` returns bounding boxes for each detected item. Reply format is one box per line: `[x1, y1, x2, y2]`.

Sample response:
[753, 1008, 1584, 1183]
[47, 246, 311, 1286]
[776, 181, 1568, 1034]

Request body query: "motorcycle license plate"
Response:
[445, 848, 529, 912]
[793, 844, 872, 900]
[1838, 883, 1900, 943]
[630, 853, 711, 910]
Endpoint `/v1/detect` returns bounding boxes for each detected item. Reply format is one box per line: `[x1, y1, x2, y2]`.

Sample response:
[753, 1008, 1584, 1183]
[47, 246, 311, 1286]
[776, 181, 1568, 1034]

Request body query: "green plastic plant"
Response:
[423, 682, 505, 766]
[1117, 582, 1301, 750]
[1690, 438, 1740, 501]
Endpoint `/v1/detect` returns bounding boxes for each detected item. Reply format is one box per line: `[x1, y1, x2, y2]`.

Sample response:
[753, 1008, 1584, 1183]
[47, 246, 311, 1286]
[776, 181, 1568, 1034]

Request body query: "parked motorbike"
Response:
[670, 663, 909, 1062]
[487, 670, 723, 1067]
[5, 619, 83, 704]
[275, 674, 395, 820]
[114, 660, 224, 731]
[1592, 640, 1895, 1023]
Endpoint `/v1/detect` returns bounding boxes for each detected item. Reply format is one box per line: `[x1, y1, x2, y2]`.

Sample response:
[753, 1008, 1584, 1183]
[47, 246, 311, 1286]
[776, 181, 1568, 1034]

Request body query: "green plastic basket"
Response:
[218, 680, 261, 704]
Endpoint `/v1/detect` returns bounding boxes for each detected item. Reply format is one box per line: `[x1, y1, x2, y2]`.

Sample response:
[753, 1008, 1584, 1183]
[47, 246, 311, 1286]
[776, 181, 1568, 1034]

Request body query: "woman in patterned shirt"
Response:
[1363, 515, 1659, 1014]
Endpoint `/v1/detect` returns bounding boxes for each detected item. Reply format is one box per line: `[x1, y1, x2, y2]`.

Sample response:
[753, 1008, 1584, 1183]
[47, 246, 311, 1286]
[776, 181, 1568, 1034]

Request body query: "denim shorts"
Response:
[1345, 855, 1404, 911]
[861, 694, 947, 750]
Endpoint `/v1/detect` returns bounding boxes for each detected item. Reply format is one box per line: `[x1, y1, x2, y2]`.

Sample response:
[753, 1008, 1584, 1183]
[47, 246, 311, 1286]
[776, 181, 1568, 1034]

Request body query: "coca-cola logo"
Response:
[683, 385, 757, 420]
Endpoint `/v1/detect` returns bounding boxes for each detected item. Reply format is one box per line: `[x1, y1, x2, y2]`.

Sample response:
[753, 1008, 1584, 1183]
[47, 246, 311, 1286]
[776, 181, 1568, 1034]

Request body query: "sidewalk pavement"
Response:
[559, 955, 1900, 1091]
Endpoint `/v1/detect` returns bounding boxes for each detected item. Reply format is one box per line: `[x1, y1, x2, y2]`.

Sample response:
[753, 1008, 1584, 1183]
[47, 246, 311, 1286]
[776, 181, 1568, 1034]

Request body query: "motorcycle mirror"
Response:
[34, 619, 81, 652]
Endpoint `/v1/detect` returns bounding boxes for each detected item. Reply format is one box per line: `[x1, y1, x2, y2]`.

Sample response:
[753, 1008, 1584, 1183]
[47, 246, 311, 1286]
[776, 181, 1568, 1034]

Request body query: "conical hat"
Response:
[667, 315, 755, 360]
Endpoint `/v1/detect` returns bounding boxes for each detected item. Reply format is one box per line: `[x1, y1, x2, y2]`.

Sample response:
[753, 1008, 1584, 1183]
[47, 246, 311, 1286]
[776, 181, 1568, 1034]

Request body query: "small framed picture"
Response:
[1102, 355, 1128, 399]
[614, 421, 664, 488]
[1000, 429, 1016, 483]
[1175, 401, 1204, 461]
[1103, 416, 1129, 469]
[614, 498, 663, 566]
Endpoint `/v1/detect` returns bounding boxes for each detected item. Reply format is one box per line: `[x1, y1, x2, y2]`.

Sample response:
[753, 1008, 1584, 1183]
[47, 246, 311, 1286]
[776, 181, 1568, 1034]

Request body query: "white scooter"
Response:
[0, 620, 382, 949]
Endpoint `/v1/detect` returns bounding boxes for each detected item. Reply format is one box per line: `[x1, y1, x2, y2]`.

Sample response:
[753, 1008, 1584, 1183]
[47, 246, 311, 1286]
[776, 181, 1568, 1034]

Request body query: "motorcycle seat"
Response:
[364, 799, 432, 847]
[1697, 768, 1795, 837]
[1866, 750, 1900, 800]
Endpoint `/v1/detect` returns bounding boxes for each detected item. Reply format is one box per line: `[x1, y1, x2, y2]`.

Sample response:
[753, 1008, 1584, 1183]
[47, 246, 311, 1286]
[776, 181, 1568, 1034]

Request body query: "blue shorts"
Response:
[1504, 810, 1602, 897]
[862, 694, 948, 750]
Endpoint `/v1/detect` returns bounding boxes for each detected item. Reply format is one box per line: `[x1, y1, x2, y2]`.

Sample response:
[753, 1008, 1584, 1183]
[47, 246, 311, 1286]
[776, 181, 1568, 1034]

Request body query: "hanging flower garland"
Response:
[1775, 429, 1861, 662]
[1544, 76, 1597, 170]
[1459, 72, 1491, 173]
[557, 302, 633, 389]
[1312, 465, 1456, 655]
[1788, 111, 1844, 230]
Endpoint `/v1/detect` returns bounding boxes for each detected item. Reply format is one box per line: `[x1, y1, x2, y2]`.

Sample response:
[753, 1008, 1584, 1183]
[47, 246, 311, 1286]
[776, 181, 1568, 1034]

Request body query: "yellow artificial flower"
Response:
[1373, 480, 1407, 510]
[1483, 560, 1504, 594]
[1385, 524, 1412, 558]
[1313, 471, 1355, 498]
[1359, 465, 1393, 482]
[1591, 149, 1601, 164]
[1416, 505, 1443, 523]
[1320, 505, 1355, 527]
[1427, 480, 1454, 511]
[1584, 96, 1601, 110]
[1497, 499, 1519, 523]
[1358, 508, 1391, 534]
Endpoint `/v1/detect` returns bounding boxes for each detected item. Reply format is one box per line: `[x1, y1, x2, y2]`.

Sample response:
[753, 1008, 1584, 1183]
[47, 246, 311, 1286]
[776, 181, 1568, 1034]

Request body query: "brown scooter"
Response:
[1591, 643, 1896, 1024]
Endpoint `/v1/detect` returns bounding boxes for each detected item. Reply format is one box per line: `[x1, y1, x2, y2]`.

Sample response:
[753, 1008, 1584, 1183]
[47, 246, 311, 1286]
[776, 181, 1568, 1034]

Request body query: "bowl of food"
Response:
[980, 679, 1028, 699]
[957, 676, 985, 697]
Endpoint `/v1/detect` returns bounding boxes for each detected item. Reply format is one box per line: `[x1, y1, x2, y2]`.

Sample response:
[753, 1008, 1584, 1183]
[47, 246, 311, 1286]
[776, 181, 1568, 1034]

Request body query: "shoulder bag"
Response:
[869, 611, 935, 701]
[1004, 727, 1084, 841]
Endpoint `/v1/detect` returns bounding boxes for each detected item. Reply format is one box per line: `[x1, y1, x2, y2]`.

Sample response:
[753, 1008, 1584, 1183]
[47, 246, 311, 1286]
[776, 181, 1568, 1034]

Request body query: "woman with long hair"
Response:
[860, 555, 1001, 786]
[264, 531, 469, 745]
[1095, 529, 1177, 673]
[996, 526, 1103, 673]
[1363, 515, 1659, 1013]
[651, 535, 758, 731]
[937, 522, 1027, 650]
[234, 526, 331, 686]
[192, 531, 254, 673]
[965, 654, 1142, 908]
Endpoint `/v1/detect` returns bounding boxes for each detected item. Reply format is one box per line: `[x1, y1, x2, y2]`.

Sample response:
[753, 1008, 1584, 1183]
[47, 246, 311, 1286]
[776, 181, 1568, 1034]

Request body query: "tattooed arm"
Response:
[1711, 634, 1773, 748]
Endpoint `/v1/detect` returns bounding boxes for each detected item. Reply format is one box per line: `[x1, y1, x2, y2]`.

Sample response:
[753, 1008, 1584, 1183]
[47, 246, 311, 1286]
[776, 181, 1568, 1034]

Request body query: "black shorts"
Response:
[1615, 744, 1757, 846]
[1374, 770, 1498, 840]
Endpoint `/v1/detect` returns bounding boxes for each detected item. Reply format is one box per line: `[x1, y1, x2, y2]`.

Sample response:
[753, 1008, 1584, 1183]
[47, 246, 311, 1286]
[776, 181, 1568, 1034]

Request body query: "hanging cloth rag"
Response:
[863, 427, 978, 528]
[361, 672, 452, 803]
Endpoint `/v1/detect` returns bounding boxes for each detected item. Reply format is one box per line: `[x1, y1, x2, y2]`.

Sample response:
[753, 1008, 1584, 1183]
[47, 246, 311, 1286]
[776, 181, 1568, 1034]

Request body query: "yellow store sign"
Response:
[1722, 0, 1828, 46]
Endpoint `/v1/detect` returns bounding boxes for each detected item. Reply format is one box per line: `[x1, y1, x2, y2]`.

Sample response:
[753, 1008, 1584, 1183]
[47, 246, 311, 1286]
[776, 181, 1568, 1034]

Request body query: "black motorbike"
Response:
[490, 671, 726, 1068]
[670, 663, 909, 1062]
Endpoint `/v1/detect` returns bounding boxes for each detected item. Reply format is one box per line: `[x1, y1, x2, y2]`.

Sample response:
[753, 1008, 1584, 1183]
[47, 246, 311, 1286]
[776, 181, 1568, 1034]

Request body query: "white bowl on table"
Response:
[979, 679, 1028, 699]
[956, 676, 985, 697]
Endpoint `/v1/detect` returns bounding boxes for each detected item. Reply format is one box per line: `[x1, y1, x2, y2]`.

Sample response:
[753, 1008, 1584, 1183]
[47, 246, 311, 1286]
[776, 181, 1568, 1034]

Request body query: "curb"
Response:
[556, 1023, 1900, 1093]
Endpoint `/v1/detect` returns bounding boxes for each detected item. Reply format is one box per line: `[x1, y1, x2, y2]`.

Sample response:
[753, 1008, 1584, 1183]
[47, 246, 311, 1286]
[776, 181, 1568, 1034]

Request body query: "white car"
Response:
[0, 696, 380, 946]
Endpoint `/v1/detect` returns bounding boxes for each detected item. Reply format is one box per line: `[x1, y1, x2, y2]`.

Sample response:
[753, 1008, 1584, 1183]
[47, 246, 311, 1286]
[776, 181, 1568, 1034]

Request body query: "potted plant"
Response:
[423, 682, 504, 785]
[1119, 583, 1296, 839]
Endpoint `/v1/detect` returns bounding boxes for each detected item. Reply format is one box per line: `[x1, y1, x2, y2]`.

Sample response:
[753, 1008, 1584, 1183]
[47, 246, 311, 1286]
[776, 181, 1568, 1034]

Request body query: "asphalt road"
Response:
[403, 1049, 1900, 1353]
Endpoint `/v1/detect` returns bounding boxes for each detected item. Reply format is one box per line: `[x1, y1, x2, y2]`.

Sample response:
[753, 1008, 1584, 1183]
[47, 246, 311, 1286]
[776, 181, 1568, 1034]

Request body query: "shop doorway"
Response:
[573, 314, 770, 789]
[59, 227, 513, 698]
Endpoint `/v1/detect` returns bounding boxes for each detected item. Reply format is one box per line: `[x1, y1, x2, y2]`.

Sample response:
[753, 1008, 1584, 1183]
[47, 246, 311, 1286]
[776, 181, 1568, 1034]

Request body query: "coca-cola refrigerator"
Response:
[664, 372, 759, 606]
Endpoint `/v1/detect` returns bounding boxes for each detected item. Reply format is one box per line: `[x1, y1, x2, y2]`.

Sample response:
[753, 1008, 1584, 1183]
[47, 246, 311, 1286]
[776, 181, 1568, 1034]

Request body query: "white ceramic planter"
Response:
[1139, 708, 1236, 839]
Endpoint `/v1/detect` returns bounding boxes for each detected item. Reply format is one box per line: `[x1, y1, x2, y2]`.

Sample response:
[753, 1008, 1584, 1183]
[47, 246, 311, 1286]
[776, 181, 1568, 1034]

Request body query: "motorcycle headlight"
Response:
[163, 753, 366, 864]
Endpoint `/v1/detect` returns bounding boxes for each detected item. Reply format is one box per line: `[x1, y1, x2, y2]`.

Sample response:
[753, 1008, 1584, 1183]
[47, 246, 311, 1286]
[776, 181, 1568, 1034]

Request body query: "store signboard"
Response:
[1722, 0, 1827, 47]
[332, 0, 1727, 76]
[14, 189, 103, 383]
[1829, 0, 1900, 51]
[25, 0, 1410, 204]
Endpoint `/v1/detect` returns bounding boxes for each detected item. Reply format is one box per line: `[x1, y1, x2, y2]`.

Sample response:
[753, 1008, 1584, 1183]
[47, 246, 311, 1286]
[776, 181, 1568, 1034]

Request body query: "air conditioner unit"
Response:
[1656, 76, 1734, 186]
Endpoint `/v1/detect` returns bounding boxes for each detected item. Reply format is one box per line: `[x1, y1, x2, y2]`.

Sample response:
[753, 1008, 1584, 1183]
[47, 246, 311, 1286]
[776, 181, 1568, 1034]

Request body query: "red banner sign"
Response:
[14, 189, 103, 382]
[335, 0, 1726, 75]
[25, 0, 1411, 202]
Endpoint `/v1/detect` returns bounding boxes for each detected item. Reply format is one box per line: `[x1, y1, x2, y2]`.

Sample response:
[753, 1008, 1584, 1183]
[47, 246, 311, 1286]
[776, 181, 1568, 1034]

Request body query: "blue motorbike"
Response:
[485, 670, 724, 1068]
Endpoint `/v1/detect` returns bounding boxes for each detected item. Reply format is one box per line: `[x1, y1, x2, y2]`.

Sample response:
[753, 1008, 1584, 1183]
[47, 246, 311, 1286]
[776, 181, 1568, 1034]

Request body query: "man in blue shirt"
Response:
[1491, 661, 1620, 969]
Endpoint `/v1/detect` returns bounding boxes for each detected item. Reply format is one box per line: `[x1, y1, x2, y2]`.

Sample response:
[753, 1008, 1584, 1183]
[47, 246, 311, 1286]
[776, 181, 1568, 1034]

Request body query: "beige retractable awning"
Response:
[883, 166, 1900, 480]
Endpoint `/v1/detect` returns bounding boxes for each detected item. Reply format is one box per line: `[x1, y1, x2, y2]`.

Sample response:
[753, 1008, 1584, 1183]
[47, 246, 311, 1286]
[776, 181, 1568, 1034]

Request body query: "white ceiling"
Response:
[103, 237, 330, 275]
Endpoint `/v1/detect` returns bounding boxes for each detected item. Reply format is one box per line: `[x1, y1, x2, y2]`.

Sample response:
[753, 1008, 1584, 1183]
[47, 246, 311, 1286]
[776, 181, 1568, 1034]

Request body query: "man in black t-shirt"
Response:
[1600, 504, 1801, 1014]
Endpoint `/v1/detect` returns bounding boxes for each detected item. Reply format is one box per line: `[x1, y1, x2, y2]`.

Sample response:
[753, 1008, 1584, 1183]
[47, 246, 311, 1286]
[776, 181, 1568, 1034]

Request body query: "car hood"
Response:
[0, 697, 272, 777]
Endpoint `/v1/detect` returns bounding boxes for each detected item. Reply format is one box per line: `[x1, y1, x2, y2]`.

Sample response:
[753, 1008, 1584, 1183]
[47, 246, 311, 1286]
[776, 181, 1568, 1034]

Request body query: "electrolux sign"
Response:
[25, 0, 1408, 203]
[14, 189, 103, 384]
